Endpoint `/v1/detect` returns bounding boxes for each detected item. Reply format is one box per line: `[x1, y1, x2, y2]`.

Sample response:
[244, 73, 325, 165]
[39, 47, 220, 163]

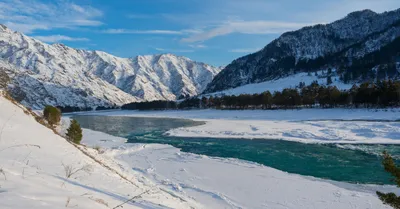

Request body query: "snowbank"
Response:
[0, 95, 201, 209]
[81, 128, 395, 209]
[80, 108, 400, 144]
[167, 119, 400, 144]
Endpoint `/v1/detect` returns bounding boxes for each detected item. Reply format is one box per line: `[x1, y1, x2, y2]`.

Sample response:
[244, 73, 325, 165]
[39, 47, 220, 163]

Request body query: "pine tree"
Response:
[327, 68, 332, 75]
[327, 76, 333, 85]
[201, 97, 208, 108]
[43, 106, 61, 126]
[66, 119, 83, 144]
[377, 151, 400, 208]
[260, 91, 272, 109]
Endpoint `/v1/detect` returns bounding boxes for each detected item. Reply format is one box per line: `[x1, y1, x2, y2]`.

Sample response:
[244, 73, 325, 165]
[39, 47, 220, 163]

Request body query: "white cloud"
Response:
[102, 28, 204, 35]
[171, 0, 400, 43]
[0, 0, 103, 34]
[33, 35, 89, 43]
[182, 20, 310, 43]
[189, 44, 207, 49]
[181, 29, 204, 34]
[4, 22, 49, 34]
[103, 29, 184, 35]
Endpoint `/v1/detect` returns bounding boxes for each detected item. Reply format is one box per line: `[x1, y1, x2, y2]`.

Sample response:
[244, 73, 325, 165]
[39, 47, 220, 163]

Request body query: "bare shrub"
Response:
[35, 115, 47, 126]
[93, 145, 101, 151]
[91, 197, 108, 207]
[62, 163, 93, 179]
[65, 197, 78, 208]
[0, 168, 6, 180]
[23, 109, 30, 115]
[65, 197, 71, 207]
[92, 145, 105, 154]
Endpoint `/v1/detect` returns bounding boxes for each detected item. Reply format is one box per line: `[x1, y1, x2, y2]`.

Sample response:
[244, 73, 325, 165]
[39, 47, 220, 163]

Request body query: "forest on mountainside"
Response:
[122, 80, 400, 110]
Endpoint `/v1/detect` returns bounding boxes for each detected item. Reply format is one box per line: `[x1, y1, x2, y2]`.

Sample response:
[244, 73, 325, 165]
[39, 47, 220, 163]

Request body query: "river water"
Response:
[73, 115, 400, 185]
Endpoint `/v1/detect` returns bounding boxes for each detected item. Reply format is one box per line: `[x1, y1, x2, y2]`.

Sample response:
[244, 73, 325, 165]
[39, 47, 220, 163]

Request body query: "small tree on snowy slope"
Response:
[43, 106, 61, 126]
[377, 151, 400, 209]
[66, 119, 83, 144]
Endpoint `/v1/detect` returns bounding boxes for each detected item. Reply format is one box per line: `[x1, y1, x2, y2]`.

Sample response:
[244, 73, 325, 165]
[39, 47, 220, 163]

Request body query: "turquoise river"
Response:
[73, 115, 400, 185]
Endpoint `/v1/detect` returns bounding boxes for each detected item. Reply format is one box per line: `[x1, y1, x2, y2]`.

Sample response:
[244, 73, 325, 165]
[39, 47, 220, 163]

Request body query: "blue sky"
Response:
[1, 0, 399, 66]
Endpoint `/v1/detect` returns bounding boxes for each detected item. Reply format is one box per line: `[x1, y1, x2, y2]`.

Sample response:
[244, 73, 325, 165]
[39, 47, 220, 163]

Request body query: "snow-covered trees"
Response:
[121, 80, 400, 110]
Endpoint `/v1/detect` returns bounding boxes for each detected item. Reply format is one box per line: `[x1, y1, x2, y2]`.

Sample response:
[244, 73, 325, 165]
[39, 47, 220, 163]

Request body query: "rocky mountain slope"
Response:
[204, 9, 400, 93]
[0, 61, 138, 109]
[0, 25, 220, 109]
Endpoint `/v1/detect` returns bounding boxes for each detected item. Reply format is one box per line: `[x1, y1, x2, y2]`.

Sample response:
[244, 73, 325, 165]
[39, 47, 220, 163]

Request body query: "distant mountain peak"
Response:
[0, 24, 8, 31]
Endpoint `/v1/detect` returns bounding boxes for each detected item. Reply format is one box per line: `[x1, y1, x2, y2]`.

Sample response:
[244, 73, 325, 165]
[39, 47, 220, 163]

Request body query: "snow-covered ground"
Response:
[80, 108, 400, 144]
[202, 71, 353, 97]
[80, 129, 397, 209]
[3, 95, 399, 208]
[167, 119, 400, 144]
[0, 95, 201, 209]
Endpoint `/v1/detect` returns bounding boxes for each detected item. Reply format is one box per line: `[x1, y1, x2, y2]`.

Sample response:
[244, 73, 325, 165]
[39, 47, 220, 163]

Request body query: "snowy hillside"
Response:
[0, 93, 202, 208]
[203, 70, 353, 97]
[205, 9, 400, 93]
[0, 24, 220, 109]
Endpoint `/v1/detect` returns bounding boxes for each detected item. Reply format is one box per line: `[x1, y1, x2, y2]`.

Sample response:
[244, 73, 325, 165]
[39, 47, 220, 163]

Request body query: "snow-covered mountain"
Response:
[0, 61, 139, 109]
[0, 25, 220, 109]
[90, 53, 221, 101]
[204, 9, 400, 93]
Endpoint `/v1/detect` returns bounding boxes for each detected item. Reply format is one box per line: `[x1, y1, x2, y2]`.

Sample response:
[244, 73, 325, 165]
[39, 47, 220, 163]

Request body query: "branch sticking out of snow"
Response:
[62, 163, 93, 179]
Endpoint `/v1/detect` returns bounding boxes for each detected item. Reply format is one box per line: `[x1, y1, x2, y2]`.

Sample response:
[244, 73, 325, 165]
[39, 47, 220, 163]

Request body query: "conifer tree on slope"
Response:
[377, 151, 400, 208]
[43, 106, 61, 126]
[66, 119, 83, 144]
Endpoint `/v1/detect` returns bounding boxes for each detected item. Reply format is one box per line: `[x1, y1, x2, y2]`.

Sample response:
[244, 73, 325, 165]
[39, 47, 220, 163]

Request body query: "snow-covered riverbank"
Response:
[5, 104, 396, 208]
[79, 108, 400, 144]
[74, 108, 400, 207]
[81, 128, 397, 209]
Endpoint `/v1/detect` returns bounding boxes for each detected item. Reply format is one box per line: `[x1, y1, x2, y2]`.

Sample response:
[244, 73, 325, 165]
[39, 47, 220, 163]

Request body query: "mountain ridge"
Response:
[0, 25, 220, 108]
[204, 8, 400, 93]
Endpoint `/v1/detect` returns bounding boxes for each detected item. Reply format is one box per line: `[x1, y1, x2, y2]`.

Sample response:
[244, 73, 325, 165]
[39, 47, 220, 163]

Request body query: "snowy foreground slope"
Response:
[0, 95, 201, 209]
[86, 109, 400, 144]
[79, 118, 397, 208]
